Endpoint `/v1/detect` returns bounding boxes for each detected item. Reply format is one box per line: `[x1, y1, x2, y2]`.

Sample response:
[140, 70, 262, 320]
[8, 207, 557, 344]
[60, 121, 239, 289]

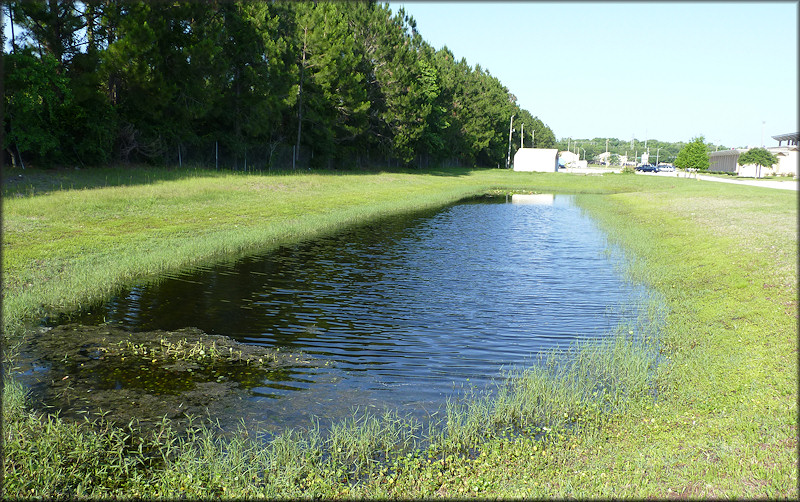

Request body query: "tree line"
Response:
[2, 1, 556, 170]
[555, 136, 729, 166]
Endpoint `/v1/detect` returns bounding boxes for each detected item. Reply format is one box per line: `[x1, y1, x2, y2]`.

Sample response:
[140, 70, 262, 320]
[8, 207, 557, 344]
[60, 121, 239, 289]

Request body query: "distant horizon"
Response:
[393, 1, 798, 150]
[549, 135, 793, 150]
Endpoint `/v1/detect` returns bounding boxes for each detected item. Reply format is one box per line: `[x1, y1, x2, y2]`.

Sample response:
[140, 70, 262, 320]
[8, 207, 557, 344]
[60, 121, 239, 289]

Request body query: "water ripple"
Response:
[70, 195, 648, 427]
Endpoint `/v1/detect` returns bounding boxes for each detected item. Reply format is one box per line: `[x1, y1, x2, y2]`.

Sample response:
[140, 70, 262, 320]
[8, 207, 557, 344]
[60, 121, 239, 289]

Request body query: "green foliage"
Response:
[737, 147, 779, 168]
[2, 50, 71, 165]
[556, 137, 700, 166]
[3, 0, 556, 169]
[7, 0, 83, 64]
[295, 2, 370, 165]
[675, 136, 710, 171]
[737, 147, 780, 178]
[62, 51, 118, 165]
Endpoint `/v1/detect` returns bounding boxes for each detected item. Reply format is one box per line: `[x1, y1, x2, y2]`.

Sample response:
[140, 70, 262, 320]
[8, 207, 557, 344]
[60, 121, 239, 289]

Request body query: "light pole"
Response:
[656, 147, 661, 166]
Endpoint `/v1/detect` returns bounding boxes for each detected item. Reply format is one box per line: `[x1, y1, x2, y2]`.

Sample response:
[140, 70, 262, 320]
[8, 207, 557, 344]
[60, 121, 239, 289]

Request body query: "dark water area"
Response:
[31, 194, 649, 434]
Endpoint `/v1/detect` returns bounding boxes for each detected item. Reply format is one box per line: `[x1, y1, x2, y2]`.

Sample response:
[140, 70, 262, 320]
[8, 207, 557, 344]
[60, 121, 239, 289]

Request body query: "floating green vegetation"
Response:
[13, 324, 320, 431]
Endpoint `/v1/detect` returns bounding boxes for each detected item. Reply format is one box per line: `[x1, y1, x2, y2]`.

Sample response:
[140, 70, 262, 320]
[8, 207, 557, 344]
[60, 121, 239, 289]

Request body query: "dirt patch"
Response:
[14, 323, 320, 432]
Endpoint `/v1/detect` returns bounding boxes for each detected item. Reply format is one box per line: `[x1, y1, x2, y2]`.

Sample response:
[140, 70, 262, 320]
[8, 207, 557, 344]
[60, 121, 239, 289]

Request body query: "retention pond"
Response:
[19, 194, 650, 435]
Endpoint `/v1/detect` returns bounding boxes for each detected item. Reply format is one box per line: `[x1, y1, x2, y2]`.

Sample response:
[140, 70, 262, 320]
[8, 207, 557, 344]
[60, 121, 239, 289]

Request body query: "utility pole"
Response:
[506, 114, 515, 169]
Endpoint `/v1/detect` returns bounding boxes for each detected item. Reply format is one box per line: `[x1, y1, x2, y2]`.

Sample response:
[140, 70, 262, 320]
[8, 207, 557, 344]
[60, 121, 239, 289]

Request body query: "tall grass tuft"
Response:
[425, 311, 663, 459]
[326, 409, 421, 478]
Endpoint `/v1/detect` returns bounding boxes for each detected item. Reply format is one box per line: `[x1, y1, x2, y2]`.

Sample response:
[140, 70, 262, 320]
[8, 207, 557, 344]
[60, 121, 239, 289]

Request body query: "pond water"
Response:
[31, 194, 648, 434]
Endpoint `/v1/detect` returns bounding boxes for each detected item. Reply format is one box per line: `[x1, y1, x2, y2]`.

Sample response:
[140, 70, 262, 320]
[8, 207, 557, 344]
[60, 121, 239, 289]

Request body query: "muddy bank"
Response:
[12, 323, 324, 433]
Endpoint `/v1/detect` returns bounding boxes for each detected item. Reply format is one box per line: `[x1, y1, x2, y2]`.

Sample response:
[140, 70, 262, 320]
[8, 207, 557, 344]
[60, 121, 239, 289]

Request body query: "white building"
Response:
[708, 149, 747, 173]
[769, 133, 799, 177]
[707, 132, 798, 177]
[767, 146, 798, 177]
[558, 150, 579, 167]
[513, 148, 559, 172]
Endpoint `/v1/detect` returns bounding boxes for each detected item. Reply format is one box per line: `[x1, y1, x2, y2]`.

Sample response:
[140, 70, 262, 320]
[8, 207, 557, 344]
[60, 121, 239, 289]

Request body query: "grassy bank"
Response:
[2, 166, 797, 498]
[2, 166, 658, 335]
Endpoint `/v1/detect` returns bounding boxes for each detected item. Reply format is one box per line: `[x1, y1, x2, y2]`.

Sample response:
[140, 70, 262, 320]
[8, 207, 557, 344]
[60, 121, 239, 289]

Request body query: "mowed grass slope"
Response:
[2, 166, 797, 498]
[2, 166, 656, 334]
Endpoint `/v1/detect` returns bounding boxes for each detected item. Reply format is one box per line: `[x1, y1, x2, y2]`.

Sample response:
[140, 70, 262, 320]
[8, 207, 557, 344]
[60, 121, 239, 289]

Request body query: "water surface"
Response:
[46, 195, 646, 431]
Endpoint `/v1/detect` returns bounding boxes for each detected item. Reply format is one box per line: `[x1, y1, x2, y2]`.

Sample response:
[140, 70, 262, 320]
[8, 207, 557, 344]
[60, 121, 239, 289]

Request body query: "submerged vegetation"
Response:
[10, 323, 319, 432]
[2, 166, 797, 498]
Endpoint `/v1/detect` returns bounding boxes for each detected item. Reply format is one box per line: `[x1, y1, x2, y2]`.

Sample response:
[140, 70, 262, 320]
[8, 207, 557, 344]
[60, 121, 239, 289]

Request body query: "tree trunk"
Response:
[6, 148, 17, 168]
[295, 26, 307, 167]
[8, 5, 17, 53]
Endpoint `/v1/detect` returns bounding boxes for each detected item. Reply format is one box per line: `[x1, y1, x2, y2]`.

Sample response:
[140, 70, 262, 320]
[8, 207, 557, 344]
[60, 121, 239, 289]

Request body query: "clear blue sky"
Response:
[392, 1, 798, 148]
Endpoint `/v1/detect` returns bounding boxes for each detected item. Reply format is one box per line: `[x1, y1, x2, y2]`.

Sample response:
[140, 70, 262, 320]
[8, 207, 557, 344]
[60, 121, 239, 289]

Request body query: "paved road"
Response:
[639, 171, 798, 191]
[563, 167, 797, 190]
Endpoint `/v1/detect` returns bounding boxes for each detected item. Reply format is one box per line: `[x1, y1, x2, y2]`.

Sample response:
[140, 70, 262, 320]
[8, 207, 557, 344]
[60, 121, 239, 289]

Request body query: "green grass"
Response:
[703, 171, 797, 181]
[2, 166, 659, 335]
[2, 165, 797, 498]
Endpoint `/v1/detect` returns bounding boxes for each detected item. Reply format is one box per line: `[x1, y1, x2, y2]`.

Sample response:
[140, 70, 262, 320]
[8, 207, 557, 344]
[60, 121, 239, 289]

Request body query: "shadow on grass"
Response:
[1, 164, 475, 198]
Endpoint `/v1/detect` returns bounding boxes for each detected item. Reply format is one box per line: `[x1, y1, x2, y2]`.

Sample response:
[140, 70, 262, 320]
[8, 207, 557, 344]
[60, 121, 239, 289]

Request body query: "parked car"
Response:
[658, 164, 675, 172]
[636, 164, 659, 172]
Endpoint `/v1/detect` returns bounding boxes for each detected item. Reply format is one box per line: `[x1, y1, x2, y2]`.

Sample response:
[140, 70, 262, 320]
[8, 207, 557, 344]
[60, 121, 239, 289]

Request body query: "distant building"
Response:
[558, 150, 579, 166]
[770, 133, 798, 177]
[707, 132, 798, 177]
[708, 149, 747, 173]
[513, 148, 559, 172]
[773, 132, 799, 147]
